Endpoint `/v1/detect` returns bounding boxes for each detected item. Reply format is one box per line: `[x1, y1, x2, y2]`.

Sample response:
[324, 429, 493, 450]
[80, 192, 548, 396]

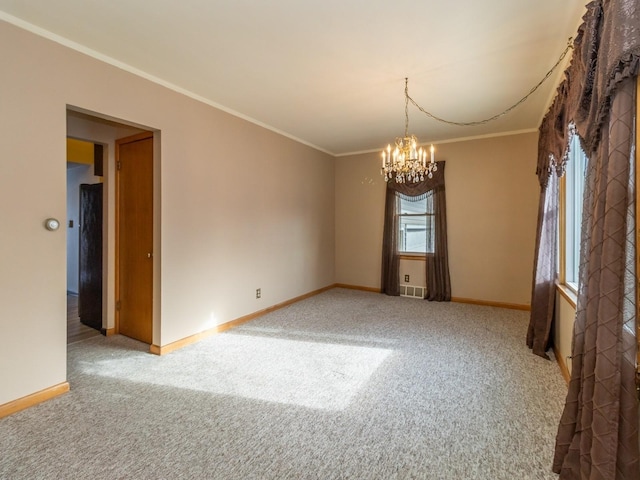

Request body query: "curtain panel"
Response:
[526, 170, 559, 358]
[531, 0, 640, 478]
[380, 161, 451, 301]
[553, 75, 638, 480]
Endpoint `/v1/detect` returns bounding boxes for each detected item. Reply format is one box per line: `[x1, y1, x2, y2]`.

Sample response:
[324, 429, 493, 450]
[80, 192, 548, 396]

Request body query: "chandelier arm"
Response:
[406, 37, 574, 127]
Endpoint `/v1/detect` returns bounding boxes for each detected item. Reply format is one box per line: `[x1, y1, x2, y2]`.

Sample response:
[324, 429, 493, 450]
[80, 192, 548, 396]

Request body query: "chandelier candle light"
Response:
[381, 78, 436, 183]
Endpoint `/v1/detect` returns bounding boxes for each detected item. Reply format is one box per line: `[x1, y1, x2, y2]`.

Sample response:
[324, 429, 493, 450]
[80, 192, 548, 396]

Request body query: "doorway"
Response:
[66, 108, 156, 347]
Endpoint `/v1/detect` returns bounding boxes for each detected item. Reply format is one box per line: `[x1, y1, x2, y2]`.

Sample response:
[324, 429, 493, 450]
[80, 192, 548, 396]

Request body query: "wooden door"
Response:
[78, 183, 103, 331]
[116, 132, 153, 344]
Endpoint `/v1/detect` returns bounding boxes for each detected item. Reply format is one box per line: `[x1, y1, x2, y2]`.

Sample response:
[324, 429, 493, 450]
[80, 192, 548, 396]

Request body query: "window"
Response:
[398, 194, 434, 254]
[560, 134, 588, 292]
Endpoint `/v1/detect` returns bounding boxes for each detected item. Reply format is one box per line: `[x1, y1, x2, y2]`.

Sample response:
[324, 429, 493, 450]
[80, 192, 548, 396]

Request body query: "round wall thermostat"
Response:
[45, 218, 60, 231]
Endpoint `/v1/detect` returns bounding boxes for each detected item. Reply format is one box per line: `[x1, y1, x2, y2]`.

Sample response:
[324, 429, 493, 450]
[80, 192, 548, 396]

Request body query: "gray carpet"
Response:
[0, 288, 566, 479]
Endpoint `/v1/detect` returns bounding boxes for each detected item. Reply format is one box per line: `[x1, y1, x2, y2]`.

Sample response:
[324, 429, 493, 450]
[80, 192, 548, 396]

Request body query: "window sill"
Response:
[556, 283, 577, 309]
[398, 254, 427, 261]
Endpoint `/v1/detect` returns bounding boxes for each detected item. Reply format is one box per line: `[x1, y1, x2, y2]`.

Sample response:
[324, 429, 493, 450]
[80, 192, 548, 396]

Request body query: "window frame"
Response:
[397, 195, 434, 256]
[558, 133, 587, 296]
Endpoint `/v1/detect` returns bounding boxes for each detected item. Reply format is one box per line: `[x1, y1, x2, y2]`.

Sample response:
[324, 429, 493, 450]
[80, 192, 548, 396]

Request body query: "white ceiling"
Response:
[0, 0, 586, 156]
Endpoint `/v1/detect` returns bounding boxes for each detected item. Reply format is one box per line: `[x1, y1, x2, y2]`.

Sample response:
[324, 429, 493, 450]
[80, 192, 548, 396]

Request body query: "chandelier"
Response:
[381, 78, 436, 183]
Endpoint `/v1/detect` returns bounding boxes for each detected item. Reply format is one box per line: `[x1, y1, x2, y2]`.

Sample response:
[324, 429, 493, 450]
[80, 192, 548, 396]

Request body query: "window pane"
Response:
[400, 197, 426, 214]
[564, 135, 587, 286]
[399, 215, 427, 252]
[398, 196, 434, 253]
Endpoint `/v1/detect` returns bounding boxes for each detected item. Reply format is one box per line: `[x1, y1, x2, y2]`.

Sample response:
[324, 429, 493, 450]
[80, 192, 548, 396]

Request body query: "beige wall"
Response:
[336, 132, 540, 306]
[0, 20, 334, 406]
[334, 155, 386, 287]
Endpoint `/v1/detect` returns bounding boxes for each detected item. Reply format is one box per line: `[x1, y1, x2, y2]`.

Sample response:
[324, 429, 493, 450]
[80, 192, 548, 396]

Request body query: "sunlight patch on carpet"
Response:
[78, 334, 392, 411]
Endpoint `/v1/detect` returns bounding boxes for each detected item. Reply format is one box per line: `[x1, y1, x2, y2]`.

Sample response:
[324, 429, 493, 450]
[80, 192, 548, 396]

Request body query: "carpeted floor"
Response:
[0, 288, 567, 479]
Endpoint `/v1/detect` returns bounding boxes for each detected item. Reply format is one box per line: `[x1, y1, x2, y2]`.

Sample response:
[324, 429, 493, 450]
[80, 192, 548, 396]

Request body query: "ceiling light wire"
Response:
[406, 37, 574, 127]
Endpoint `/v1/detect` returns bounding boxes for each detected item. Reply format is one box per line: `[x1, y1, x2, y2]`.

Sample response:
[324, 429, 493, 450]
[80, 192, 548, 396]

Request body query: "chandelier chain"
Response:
[404, 78, 410, 137]
[406, 37, 574, 127]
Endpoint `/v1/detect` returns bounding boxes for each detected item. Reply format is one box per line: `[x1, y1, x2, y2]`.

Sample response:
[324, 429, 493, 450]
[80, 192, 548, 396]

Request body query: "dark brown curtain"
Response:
[426, 182, 451, 301]
[527, 166, 560, 358]
[553, 76, 638, 480]
[381, 186, 401, 295]
[381, 161, 451, 301]
[532, 1, 640, 477]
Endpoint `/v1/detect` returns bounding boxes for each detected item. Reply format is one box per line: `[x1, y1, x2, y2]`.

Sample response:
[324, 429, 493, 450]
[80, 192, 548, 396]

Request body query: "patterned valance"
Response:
[537, 0, 640, 187]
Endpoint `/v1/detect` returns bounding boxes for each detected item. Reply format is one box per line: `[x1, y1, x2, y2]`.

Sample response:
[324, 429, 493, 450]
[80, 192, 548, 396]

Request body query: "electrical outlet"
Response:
[404, 274, 410, 282]
[256, 288, 261, 299]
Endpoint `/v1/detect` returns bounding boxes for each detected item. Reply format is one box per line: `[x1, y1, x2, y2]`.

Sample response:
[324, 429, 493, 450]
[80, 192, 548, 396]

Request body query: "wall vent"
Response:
[400, 284, 425, 299]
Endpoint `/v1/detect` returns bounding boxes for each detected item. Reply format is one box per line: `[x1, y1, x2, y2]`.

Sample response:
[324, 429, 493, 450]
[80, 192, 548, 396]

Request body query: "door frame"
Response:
[66, 106, 161, 349]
